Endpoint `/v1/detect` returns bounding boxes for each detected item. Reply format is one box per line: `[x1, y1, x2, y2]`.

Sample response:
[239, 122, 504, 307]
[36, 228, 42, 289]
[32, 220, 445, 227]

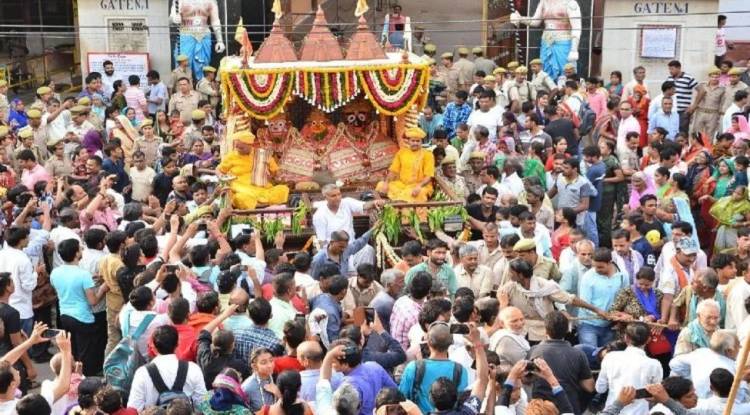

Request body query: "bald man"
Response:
[298, 340, 343, 403]
[224, 288, 252, 331]
[488, 307, 530, 365]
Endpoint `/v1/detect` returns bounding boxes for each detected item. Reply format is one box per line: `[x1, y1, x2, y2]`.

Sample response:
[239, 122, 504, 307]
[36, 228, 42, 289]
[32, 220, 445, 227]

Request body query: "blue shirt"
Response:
[632, 237, 657, 267]
[147, 82, 168, 114]
[442, 102, 472, 138]
[232, 324, 283, 362]
[101, 157, 131, 193]
[647, 110, 679, 140]
[50, 264, 95, 323]
[398, 359, 469, 413]
[311, 230, 372, 280]
[578, 268, 629, 327]
[344, 361, 398, 415]
[310, 293, 342, 342]
[585, 161, 605, 212]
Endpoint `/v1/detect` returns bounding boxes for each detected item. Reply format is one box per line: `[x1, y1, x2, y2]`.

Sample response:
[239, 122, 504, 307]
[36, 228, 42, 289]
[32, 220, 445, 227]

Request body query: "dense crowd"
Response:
[0, 15, 749, 415]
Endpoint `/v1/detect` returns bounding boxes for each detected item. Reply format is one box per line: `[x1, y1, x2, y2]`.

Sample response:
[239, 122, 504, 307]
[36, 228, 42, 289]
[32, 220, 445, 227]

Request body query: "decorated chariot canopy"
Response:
[220, 0, 429, 121]
[220, 52, 430, 120]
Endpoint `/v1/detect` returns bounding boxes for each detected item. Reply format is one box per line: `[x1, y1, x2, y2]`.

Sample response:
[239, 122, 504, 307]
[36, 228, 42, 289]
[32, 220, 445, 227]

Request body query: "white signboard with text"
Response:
[640, 26, 679, 59]
[86, 52, 150, 81]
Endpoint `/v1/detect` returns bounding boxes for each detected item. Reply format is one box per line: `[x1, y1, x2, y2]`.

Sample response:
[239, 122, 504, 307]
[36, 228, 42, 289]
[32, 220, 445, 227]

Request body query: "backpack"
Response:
[103, 312, 155, 392]
[574, 95, 597, 136]
[412, 360, 463, 403]
[146, 360, 191, 409]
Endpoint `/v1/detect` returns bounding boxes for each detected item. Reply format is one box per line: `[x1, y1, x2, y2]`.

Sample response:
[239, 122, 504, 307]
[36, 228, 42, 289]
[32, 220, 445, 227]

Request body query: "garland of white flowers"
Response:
[375, 232, 403, 267]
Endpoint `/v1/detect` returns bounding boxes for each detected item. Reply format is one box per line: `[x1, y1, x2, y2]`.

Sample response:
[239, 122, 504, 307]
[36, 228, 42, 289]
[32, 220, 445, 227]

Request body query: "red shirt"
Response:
[273, 355, 304, 375]
[149, 323, 198, 361]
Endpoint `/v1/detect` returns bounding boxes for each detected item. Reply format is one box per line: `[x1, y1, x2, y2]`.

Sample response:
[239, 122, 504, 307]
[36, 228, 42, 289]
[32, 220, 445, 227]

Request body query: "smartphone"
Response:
[241, 228, 252, 235]
[449, 324, 470, 335]
[525, 360, 538, 373]
[364, 307, 375, 324]
[165, 264, 179, 273]
[634, 389, 652, 399]
[42, 329, 63, 339]
[489, 290, 498, 299]
[197, 222, 208, 232]
[295, 313, 306, 325]
[419, 342, 429, 357]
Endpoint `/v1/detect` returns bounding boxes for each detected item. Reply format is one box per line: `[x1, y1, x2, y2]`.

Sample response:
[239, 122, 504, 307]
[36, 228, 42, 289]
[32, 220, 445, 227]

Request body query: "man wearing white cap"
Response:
[660, 237, 699, 331]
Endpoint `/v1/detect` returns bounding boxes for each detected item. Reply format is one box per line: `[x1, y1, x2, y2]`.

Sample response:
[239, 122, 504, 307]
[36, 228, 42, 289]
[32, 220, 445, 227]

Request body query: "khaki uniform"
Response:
[691, 82, 725, 138]
[30, 125, 49, 162]
[196, 78, 220, 107]
[438, 66, 462, 100]
[721, 81, 749, 113]
[508, 81, 537, 104]
[45, 155, 73, 177]
[473, 57, 497, 78]
[531, 71, 557, 94]
[453, 58, 476, 90]
[168, 91, 201, 126]
[171, 66, 193, 91]
[134, 136, 162, 168]
[499, 277, 574, 341]
[0, 93, 8, 122]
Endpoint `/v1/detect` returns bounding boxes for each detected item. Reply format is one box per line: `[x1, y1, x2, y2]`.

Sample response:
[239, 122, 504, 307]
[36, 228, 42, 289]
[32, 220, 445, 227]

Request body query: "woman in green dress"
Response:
[524, 142, 548, 191]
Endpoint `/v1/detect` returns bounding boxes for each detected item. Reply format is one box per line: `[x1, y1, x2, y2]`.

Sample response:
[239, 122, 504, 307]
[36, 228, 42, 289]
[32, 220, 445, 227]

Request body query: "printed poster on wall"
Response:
[640, 26, 678, 59]
[86, 52, 150, 81]
[106, 17, 150, 52]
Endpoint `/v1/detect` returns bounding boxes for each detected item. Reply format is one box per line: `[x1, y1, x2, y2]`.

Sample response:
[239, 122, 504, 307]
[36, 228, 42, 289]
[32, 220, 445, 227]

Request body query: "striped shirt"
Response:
[667, 72, 698, 112]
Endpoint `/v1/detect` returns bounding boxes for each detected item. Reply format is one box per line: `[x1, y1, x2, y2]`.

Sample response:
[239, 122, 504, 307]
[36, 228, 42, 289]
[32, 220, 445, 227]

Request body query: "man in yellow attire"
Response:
[217, 130, 289, 209]
[377, 127, 435, 202]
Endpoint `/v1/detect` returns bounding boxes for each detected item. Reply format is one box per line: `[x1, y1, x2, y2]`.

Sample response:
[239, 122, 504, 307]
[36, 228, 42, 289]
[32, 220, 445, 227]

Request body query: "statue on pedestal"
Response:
[510, 0, 581, 80]
[170, 0, 226, 81]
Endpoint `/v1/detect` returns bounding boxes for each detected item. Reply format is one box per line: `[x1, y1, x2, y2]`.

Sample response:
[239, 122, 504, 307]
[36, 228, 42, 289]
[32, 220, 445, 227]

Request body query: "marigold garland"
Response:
[223, 63, 430, 117]
[228, 71, 294, 120]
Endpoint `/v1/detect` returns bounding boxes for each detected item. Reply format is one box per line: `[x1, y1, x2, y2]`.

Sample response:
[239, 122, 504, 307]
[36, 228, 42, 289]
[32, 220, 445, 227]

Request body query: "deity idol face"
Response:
[305, 110, 332, 142]
[343, 101, 373, 135]
[267, 115, 289, 140]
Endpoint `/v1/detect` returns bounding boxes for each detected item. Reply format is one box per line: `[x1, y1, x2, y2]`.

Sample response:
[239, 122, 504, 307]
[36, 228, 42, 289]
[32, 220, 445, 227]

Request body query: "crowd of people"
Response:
[0, 15, 749, 415]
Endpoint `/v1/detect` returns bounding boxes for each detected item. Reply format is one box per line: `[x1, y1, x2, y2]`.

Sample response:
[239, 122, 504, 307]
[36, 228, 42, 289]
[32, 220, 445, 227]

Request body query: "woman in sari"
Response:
[552, 207, 577, 261]
[604, 70, 624, 97]
[661, 173, 690, 212]
[111, 115, 138, 166]
[711, 159, 735, 200]
[7, 98, 28, 131]
[710, 185, 750, 252]
[544, 136, 569, 171]
[524, 142, 547, 191]
[592, 100, 619, 144]
[627, 85, 651, 148]
[726, 114, 750, 142]
[627, 171, 656, 212]
[687, 150, 717, 248]
[196, 368, 251, 415]
[82, 130, 104, 157]
[154, 110, 172, 141]
[654, 167, 671, 201]
[122, 106, 139, 128]
[110, 80, 127, 112]
[682, 132, 711, 165]
[609, 267, 671, 369]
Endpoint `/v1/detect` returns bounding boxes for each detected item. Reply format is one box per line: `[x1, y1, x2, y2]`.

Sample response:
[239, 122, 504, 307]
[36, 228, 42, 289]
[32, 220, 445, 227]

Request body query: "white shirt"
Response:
[727, 279, 750, 330]
[236, 250, 267, 281]
[101, 72, 121, 99]
[467, 107, 502, 141]
[294, 271, 316, 291]
[127, 354, 207, 410]
[724, 103, 742, 132]
[49, 226, 82, 268]
[477, 181, 513, 202]
[0, 245, 38, 319]
[312, 198, 365, 245]
[695, 395, 750, 414]
[45, 110, 70, 141]
[616, 116, 641, 154]
[596, 346, 663, 415]
[669, 347, 742, 398]
[118, 305, 170, 356]
[501, 172, 524, 195]
[654, 239, 707, 277]
[0, 384, 55, 415]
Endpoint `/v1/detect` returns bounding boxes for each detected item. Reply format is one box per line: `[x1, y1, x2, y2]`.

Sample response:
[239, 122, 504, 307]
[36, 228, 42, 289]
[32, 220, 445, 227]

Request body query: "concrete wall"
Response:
[719, 0, 750, 41]
[77, 0, 171, 78]
[601, 0, 719, 97]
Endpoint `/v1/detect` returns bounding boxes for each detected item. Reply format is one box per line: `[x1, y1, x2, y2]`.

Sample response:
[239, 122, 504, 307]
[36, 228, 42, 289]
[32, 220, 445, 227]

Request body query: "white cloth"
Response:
[0, 245, 38, 319]
[312, 198, 365, 245]
[101, 72, 122, 98]
[695, 396, 750, 414]
[117, 305, 170, 356]
[477, 181, 513, 202]
[127, 354, 207, 411]
[0, 384, 55, 415]
[49, 226, 82, 268]
[669, 348, 742, 399]
[595, 346, 663, 415]
[727, 279, 750, 330]
[724, 103, 742, 132]
[616, 116, 641, 155]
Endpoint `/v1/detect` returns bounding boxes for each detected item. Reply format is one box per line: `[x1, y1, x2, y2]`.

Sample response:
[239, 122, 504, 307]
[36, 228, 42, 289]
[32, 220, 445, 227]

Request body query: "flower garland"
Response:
[358, 67, 429, 115]
[294, 70, 359, 113]
[375, 233, 403, 267]
[228, 71, 294, 120]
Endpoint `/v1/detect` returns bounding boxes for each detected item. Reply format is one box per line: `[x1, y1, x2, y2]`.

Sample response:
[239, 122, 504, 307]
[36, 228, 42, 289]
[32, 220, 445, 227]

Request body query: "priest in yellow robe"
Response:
[377, 127, 435, 202]
[217, 130, 290, 209]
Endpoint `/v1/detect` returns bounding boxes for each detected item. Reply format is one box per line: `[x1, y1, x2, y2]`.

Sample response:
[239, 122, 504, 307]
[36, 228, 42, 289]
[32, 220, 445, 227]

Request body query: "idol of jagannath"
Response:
[278, 109, 340, 182]
[256, 113, 296, 161]
[328, 99, 399, 182]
